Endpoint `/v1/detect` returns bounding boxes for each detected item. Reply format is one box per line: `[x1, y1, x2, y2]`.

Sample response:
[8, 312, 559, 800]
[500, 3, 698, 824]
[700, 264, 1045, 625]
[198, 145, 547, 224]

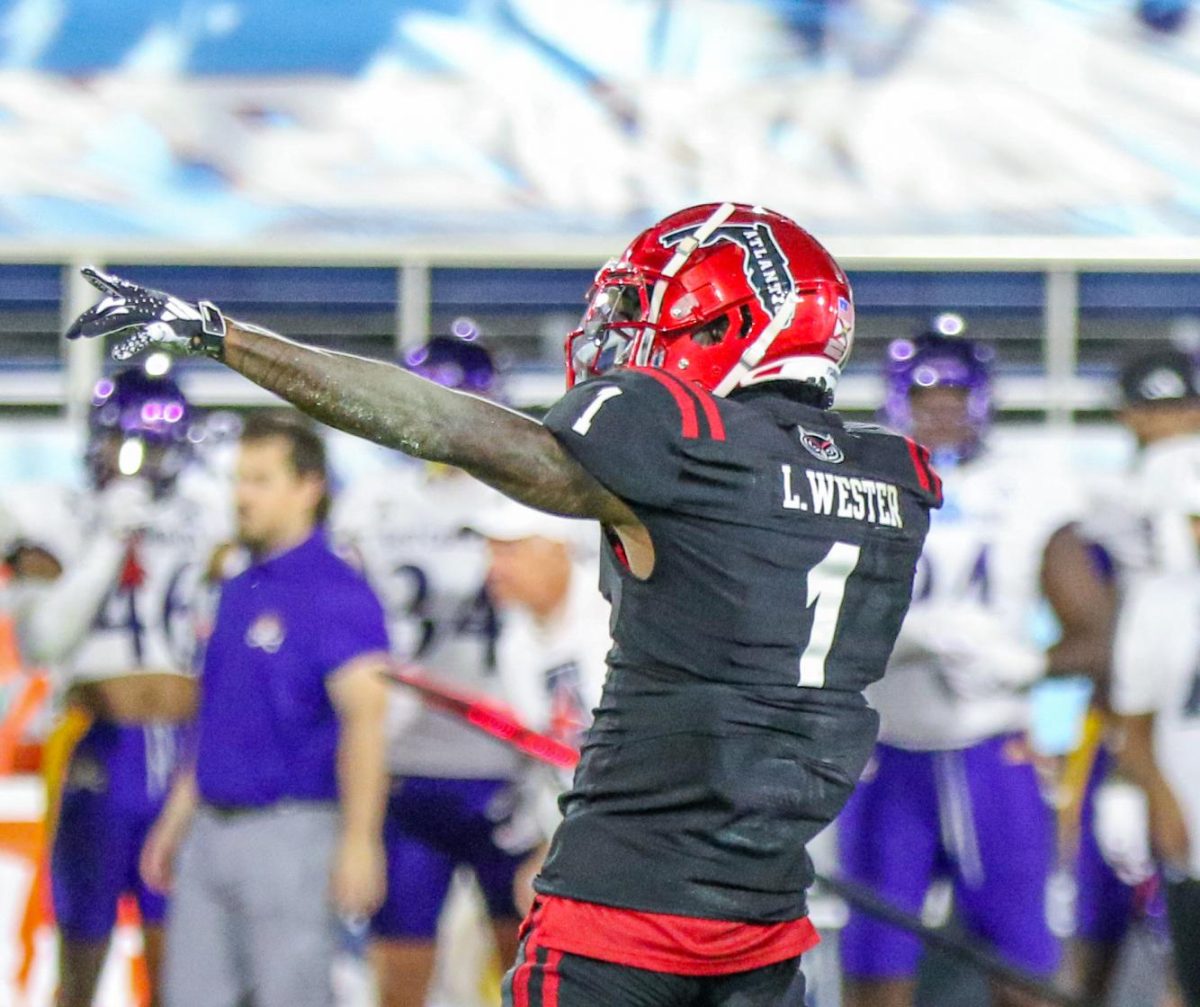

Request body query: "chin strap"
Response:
[712, 294, 803, 398]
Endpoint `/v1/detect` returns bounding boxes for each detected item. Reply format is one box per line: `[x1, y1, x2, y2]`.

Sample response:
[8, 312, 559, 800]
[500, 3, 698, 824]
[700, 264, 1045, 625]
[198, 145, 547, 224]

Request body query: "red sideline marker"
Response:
[385, 665, 581, 771]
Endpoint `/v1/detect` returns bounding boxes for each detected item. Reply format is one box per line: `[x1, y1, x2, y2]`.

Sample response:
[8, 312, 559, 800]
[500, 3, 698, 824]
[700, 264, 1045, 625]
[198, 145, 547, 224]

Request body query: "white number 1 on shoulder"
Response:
[799, 541, 861, 687]
[572, 387, 623, 435]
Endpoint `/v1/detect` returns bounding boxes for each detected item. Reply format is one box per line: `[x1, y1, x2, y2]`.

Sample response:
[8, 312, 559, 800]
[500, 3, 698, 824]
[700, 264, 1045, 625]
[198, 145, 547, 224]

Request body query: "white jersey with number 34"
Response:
[867, 447, 1082, 750]
[332, 465, 521, 779]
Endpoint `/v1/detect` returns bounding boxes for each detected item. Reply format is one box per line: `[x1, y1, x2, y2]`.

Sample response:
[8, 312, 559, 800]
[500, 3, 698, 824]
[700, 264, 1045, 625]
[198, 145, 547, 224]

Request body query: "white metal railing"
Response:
[3, 235, 1200, 267]
[0, 239, 1193, 420]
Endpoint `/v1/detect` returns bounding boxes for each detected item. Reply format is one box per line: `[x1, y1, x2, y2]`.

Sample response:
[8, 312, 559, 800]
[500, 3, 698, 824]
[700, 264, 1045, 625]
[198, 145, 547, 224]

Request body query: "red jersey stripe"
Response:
[694, 391, 727, 441]
[631, 368, 700, 439]
[654, 369, 728, 442]
[904, 437, 933, 493]
[924, 444, 943, 496]
[530, 894, 819, 977]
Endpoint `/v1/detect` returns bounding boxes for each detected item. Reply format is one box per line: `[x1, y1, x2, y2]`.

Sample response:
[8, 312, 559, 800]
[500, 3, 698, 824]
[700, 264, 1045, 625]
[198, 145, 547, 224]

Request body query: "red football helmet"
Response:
[565, 202, 854, 402]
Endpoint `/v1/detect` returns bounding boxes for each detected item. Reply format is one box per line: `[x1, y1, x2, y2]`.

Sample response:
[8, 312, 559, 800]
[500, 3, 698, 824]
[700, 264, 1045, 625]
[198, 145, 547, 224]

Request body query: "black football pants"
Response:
[502, 942, 807, 1007]
[1166, 878, 1200, 1007]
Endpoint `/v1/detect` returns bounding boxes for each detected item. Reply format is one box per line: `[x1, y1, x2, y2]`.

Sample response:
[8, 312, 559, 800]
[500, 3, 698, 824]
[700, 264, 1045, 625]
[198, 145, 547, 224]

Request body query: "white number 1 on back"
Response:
[799, 542, 861, 687]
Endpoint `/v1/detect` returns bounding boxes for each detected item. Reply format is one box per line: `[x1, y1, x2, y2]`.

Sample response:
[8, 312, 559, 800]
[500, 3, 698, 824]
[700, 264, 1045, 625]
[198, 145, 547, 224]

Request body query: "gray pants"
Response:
[164, 802, 340, 1007]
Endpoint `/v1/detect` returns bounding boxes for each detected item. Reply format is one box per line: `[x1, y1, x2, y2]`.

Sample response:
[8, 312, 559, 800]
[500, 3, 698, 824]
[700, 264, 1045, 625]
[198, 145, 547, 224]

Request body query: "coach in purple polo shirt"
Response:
[139, 411, 391, 1007]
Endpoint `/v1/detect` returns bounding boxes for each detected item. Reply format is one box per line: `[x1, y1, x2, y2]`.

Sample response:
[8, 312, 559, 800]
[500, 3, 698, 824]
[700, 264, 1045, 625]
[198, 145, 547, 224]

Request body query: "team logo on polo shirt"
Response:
[246, 612, 286, 654]
[66, 754, 108, 794]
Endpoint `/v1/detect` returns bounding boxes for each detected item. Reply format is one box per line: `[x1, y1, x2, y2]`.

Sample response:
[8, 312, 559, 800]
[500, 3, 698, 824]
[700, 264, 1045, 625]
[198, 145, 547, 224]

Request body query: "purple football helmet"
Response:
[87, 366, 197, 493]
[403, 334, 497, 396]
[882, 323, 993, 457]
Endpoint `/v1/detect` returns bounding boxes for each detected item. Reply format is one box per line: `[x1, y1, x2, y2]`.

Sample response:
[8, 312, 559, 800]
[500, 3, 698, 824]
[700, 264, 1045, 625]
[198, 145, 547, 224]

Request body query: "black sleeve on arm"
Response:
[543, 371, 690, 509]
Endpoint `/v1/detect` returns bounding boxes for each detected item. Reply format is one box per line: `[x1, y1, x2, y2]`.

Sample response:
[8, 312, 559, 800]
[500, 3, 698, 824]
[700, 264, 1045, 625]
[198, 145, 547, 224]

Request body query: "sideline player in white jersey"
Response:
[2, 364, 225, 1007]
[838, 327, 1086, 1007]
[1062, 346, 1200, 1004]
[1109, 457, 1200, 1007]
[1084, 348, 1200, 575]
[469, 495, 610, 913]
[331, 335, 534, 1007]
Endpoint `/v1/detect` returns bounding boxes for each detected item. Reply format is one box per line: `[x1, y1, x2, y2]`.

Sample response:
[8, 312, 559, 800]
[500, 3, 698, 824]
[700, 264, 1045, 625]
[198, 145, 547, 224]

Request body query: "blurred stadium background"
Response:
[0, 0, 1198, 1005]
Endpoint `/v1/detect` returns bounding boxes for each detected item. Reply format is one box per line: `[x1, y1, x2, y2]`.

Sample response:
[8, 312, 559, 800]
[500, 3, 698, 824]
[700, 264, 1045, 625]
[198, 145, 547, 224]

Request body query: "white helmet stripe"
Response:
[639, 202, 737, 366]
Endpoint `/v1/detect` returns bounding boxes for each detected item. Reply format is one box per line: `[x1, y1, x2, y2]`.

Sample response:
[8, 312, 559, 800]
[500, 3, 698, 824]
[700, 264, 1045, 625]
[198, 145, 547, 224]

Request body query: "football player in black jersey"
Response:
[67, 202, 942, 1006]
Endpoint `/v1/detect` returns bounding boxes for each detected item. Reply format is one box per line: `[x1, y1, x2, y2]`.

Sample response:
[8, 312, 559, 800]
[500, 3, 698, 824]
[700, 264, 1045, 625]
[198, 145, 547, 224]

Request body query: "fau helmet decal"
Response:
[660, 222, 794, 316]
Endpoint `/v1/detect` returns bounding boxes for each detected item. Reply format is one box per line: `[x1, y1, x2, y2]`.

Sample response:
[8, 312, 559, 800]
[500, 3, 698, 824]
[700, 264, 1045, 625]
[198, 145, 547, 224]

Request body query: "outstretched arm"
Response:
[65, 269, 636, 527]
[224, 321, 630, 522]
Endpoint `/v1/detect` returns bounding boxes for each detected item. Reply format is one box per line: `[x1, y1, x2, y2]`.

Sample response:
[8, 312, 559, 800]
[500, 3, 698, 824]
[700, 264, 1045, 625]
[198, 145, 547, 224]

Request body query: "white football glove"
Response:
[97, 478, 155, 540]
[488, 777, 546, 857]
[892, 602, 1046, 700]
[65, 268, 227, 362]
[1094, 779, 1156, 886]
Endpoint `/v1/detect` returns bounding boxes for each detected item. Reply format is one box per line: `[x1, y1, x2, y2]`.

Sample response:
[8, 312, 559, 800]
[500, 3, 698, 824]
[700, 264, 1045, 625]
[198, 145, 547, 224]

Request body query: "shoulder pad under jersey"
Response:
[544, 369, 728, 508]
[844, 421, 943, 508]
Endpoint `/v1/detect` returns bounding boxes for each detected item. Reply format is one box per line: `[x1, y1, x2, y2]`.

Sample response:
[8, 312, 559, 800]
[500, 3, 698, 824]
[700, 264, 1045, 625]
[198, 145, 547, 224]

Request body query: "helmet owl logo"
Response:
[797, 425, 844, 464]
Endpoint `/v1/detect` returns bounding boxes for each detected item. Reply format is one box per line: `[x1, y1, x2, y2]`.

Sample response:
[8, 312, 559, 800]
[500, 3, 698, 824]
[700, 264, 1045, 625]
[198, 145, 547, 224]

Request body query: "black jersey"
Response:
[536, 368, 941, 924]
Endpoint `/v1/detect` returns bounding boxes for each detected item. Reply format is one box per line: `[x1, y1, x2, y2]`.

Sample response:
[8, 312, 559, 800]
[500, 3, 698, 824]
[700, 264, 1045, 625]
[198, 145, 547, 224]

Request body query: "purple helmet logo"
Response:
[87, 367, 197, 492]
[882, 325, 993, 449]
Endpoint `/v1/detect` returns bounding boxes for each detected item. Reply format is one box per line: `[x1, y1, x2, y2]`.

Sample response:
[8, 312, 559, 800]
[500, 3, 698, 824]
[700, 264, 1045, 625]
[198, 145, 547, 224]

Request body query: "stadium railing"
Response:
[0, 238, 1197, 425]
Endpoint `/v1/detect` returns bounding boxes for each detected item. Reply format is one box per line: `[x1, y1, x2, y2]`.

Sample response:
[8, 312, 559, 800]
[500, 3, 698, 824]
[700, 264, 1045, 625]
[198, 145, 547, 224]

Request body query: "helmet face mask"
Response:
[883, 331, 993, 462]
[568, 274, 653, 386]
[565, 202, 854, 402]
[87, 368, 197, 495]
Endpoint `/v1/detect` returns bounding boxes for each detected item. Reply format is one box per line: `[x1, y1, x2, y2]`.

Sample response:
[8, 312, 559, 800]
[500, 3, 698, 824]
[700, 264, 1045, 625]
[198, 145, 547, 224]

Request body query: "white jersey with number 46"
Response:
[2, 479, 226, 687]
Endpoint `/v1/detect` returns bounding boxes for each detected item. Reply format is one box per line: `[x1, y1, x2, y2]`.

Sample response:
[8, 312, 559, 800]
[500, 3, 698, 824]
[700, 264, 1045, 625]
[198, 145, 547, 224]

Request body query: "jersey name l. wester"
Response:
[780, 464, 904, 529]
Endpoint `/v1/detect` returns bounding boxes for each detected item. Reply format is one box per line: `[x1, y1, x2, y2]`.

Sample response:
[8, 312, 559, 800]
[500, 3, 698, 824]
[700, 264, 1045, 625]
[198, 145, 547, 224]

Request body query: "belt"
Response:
[202, 798, 336, 819]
